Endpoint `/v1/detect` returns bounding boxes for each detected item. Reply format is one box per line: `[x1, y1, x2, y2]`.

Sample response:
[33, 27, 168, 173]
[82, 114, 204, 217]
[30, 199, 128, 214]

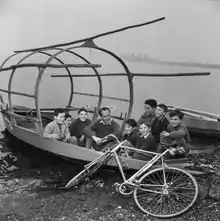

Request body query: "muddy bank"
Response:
[0, 132, 220, 220]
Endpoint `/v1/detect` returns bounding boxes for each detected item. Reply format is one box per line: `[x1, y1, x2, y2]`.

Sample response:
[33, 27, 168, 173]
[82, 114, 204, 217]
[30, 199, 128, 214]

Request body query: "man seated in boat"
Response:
[69, 108, 91, 147]
[151, 103, 169, 145]
[131, 122, 157, 161]
[43, 108, 77, 144]
[137, 99, 157, 127]
[160, 109, 191, 158]
[84, 107, 120, 151]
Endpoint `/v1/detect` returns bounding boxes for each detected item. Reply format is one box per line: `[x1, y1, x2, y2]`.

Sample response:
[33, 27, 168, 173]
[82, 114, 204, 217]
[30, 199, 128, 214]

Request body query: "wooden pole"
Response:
[50, 72, 210, 78]
[15, 17, 165, 53]
[0, 63, 101, 72]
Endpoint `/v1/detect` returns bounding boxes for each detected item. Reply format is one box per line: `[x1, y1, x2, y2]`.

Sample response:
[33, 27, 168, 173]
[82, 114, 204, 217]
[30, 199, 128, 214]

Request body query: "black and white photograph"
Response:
[0, 0, 220, 220]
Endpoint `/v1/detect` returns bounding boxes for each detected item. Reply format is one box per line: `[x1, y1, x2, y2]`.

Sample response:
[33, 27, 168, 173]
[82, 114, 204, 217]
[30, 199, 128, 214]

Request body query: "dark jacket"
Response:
[69, 118, 91, 146]
[151, 116, 169, 143]
[160, 123, 191, 154]
[132, 133, 157, 161]
[84, 118, 120, 151]
[137, 111, 156, 127]
[121, 131, 138, 147]
[70, 118, 91, 138]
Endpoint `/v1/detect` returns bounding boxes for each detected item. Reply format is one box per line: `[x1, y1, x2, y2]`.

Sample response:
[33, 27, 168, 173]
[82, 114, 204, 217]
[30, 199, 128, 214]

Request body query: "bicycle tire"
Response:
[65, 152, 113, 188]
[133, 167, 198, 218]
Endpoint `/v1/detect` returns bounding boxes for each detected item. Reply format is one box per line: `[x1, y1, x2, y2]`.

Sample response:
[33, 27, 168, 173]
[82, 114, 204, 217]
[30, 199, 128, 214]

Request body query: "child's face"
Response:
[65, 117, 72, 127]
[78, 111, 88, 122]
[170, 115, 181, 128]
[124, 123, 133, 134]
[139, 124, 150, 136]
[156, 107, 166, 118]
[54, 113, 65, 125]
[144, 104, 154, 115]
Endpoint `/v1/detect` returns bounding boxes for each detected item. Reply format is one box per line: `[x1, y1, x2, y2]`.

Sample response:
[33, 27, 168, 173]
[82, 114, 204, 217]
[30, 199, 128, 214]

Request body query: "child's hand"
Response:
[60, 124, 66, 139]
[79, 135, 85, 142]
[65, 133, 71, 142]
[48, 134, 60, 140]
[169, 147, 176, 156]
[92, 136, 102, 144]
[177, 146, 185, 154]
[161, 131, 170, 137]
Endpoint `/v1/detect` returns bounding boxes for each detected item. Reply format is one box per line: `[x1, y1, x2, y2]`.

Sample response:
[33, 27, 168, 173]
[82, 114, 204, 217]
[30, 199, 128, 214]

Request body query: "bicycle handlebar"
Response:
[98, 134, 120, 145]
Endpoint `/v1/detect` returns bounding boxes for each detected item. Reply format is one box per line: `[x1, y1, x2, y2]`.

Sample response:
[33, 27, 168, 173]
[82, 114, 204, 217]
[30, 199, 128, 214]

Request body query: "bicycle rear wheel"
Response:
[133, 167, 198, 218]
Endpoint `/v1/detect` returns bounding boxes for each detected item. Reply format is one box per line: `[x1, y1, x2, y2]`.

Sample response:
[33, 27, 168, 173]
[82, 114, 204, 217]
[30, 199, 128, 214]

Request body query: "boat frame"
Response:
[0, 17, 214, 173]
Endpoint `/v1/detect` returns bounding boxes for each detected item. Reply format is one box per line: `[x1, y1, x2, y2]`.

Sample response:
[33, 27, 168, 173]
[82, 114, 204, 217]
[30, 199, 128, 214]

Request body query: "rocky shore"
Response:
[0, 132, 220, 220]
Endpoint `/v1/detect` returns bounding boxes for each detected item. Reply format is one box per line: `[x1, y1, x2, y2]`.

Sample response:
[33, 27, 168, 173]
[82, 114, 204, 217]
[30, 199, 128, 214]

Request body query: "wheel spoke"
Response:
[133, 167, 198, 218]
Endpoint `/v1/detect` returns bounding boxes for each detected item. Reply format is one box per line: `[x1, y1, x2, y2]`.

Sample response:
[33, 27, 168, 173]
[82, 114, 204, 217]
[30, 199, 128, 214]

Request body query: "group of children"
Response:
[43, 108, 91, 147]
[43, 98, 191, 160]
[121, 99, 190, 159]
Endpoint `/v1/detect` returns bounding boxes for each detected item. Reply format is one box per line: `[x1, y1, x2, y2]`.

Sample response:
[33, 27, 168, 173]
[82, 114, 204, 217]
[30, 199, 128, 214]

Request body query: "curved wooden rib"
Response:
[0, 63, 101, 72]
[14, 17, 165, 53]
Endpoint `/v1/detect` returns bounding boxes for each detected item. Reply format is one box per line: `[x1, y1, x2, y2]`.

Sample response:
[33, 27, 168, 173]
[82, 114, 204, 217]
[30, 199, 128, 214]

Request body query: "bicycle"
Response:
[65, 134, 198, 218]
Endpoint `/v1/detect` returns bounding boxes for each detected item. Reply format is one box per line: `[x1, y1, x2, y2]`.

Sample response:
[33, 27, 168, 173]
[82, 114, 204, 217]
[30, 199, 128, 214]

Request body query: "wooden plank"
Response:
[6, 110, 39, 122]
[14, 106, 126, 121]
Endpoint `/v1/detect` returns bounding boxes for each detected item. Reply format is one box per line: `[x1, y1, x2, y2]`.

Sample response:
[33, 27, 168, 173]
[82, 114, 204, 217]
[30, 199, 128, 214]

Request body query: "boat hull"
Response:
[2, 115, 190, 171]
[183, 116, 220, 138]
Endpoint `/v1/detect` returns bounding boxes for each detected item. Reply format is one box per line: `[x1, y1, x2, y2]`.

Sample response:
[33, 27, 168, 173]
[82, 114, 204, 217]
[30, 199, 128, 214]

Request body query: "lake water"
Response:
[1, 0, 220, 118]
[0, 48, 220, 122]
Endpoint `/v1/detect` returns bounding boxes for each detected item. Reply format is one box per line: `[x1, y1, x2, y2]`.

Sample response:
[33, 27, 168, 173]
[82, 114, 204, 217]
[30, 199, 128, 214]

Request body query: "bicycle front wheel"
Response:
[65, 162, 103, 188]
[133, 167, 198, 218]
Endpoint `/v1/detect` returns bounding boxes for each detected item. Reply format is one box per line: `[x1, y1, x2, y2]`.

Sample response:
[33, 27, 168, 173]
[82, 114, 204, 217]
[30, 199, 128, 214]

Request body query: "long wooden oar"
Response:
[168, 105, 220, 121]
[15, 17, 165, 53]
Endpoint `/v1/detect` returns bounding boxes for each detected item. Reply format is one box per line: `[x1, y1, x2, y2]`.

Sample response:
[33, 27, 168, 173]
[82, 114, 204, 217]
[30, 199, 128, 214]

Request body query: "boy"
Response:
[120, 118, 138, 147]
[137, 99, 157, 127]
[69, 108, 91, 147]
[132, 122, 157, 161]
[151, 104, 169, 144]
[63, 113, 77, 144]
[160, 109, 190, 157]
[115, 119, 138, 157]
[43, 109, 76, 144]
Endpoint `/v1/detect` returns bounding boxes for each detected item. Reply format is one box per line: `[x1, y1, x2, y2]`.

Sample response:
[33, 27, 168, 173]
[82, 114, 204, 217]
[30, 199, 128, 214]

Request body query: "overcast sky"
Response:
[0, 0, 220, 62]
[0, 0, 220, 114]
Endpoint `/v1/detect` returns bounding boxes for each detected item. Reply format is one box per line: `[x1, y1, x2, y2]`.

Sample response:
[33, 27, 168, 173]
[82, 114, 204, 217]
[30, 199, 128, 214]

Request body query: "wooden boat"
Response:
[168, 106, 220, 138]
[0, 17, 215, 173]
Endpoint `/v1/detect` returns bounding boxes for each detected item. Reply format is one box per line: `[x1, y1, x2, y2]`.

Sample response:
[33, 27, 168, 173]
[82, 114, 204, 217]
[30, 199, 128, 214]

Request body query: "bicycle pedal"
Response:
[112, 182, 120, 192]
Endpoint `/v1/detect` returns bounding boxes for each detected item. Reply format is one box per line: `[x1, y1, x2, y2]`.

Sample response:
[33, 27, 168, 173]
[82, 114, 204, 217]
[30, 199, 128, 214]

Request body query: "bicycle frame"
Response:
[107, 141, 170, 188]
[66, 134, 198, 218]
[84, 135, 170, 189]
